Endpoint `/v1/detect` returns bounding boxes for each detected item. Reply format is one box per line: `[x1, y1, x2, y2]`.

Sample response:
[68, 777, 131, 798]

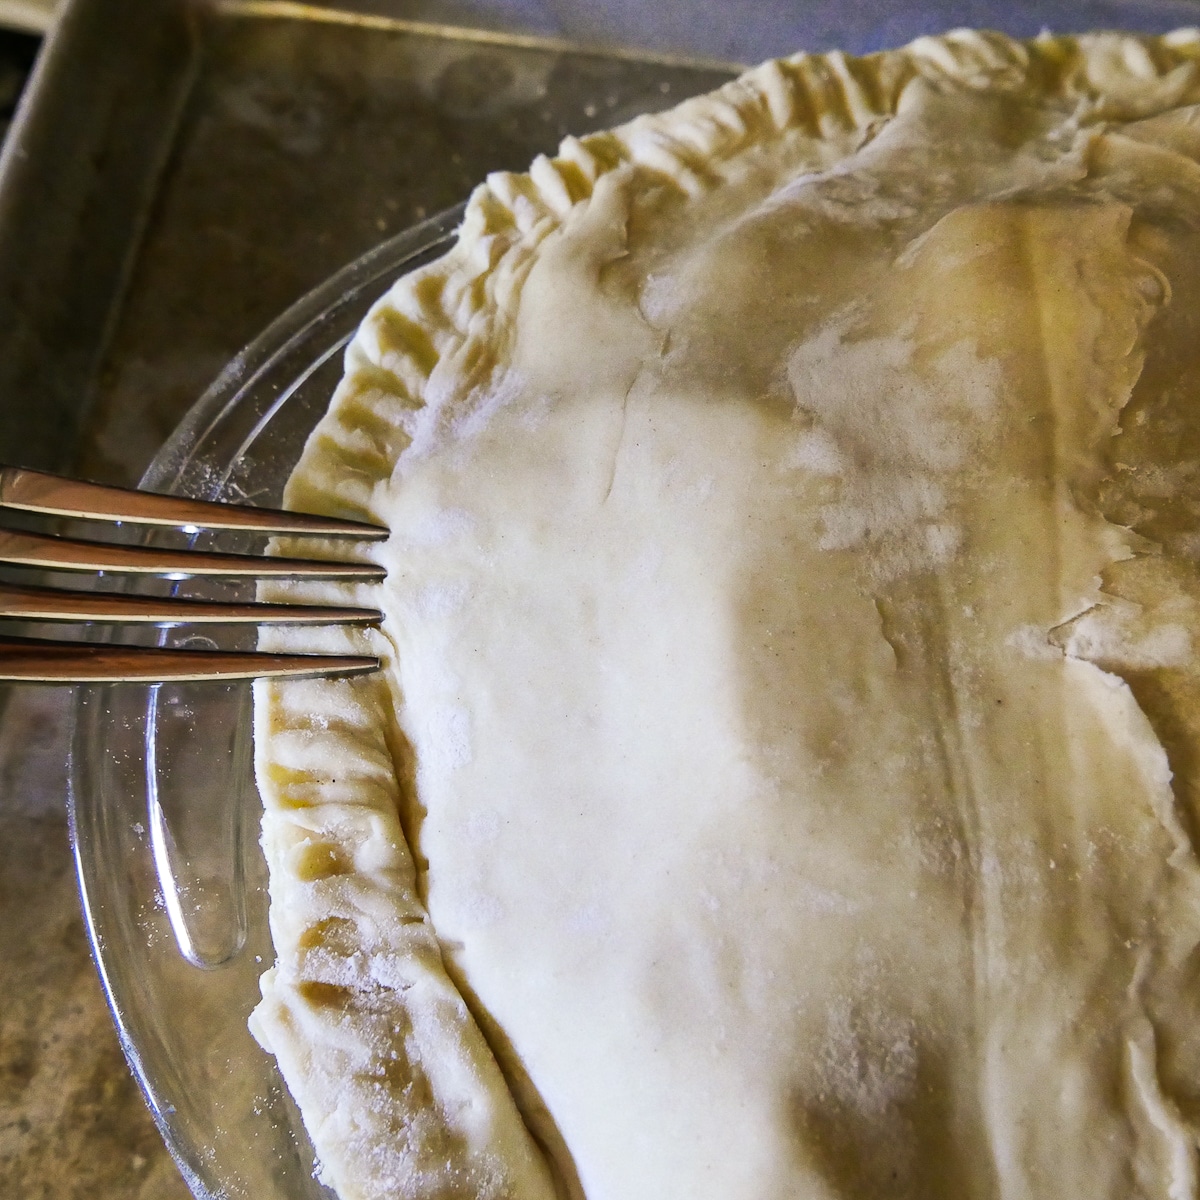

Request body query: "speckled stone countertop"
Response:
[0, 686, 192, 1200]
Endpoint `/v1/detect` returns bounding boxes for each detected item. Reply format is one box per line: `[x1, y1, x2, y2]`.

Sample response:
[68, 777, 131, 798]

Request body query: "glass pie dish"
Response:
[68, 207, 461, 1200]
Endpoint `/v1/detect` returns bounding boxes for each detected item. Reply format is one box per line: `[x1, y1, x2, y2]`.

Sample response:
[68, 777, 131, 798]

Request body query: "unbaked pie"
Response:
[250, 29, 1200, 1200]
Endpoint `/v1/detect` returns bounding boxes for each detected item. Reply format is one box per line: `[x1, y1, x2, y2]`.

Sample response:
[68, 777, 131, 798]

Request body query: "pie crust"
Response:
[250, 29, 1200, 1200]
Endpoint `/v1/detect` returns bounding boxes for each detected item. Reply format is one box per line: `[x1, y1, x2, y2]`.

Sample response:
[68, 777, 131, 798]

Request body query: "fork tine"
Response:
[0, 529, 387, 579]
[0, 467, 389, 680]
[0, 465, 388, 539]
[0, 581, 383, 625]
[0, 635, 379, 682]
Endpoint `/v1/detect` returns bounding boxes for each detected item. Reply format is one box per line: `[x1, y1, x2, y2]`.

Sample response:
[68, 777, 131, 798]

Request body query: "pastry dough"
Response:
[250, 29, 1200, 1200]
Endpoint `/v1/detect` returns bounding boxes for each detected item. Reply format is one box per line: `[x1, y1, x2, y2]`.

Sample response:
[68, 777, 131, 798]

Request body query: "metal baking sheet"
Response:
[0, 0, 736, 484]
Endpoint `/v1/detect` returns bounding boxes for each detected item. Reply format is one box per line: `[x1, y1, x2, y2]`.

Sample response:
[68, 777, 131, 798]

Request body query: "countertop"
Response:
[0, 684, 192, 1200]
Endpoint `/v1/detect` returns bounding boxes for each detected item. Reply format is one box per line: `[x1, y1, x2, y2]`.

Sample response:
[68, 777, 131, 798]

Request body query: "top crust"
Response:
[283, 27, 1200, 526]
[252, 29, 1200, 1200]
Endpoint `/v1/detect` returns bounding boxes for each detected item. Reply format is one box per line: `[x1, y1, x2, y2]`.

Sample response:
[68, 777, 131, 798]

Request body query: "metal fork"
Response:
[0, 464, 388, 683]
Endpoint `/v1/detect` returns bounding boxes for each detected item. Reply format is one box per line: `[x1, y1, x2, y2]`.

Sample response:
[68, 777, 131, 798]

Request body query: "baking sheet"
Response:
[0, 0, 196, 474]
[81, 5, 739, 482]
[0, 0, 735, 483]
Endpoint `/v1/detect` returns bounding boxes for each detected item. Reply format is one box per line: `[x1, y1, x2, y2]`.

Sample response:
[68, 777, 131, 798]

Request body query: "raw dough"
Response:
[251, 29, 1200, 1200]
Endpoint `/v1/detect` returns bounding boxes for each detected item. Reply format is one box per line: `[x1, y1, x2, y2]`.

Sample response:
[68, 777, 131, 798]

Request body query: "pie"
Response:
[249, 28, 1200, 1200]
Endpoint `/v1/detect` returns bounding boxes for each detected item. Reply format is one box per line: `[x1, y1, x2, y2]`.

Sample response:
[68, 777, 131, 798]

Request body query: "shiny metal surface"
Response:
[0, 528, 385, 577]
[0, 464, 388, 536]
[0, 461, 386, 679]
[0, 579, 381, 624]
[0, 0, 197, 472]
[0, 635, 377, 681]
[0, 468, 386, 681]
[0, 0, 734, 483]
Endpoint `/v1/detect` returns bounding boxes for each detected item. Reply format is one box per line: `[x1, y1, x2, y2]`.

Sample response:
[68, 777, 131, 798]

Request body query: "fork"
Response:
[0, 464, 388, 683]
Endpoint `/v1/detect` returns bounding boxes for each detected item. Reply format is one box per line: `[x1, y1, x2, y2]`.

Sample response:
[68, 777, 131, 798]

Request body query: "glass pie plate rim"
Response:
[66, 204, 464, 1200]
